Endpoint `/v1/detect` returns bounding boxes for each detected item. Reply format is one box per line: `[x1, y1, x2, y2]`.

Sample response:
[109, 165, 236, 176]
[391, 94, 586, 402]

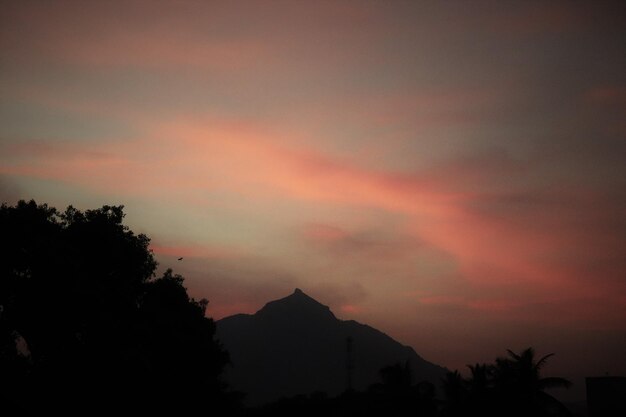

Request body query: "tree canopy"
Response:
[441, 347, 572, 417]
[0, 200, 231, 415]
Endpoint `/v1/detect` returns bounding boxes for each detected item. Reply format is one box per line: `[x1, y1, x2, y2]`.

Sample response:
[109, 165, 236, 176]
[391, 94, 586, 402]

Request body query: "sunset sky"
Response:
[1, 1, 624, 398]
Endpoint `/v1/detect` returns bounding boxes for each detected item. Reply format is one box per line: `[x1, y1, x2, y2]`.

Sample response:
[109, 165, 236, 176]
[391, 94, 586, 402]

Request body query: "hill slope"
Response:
[216, 289, 447, 405]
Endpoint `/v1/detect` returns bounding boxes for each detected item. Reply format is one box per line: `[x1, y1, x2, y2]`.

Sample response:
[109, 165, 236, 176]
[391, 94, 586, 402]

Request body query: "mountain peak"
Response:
[256, 288, 336, 321]
[216, 289, 447, 405]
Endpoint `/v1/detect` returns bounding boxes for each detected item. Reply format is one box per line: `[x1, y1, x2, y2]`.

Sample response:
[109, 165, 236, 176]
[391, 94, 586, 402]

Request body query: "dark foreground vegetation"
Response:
[0, 201, 237, 415]
[1, 201, 574, 416]
[246, 348, 572, 417]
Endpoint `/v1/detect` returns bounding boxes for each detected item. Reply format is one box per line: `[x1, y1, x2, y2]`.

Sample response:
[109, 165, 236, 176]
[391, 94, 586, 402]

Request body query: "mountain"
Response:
[216, 289, 447, 405]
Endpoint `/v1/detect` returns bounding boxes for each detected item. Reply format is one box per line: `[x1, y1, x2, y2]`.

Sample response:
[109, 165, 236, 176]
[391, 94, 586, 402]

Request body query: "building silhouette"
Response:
[586, 376, 626, 417]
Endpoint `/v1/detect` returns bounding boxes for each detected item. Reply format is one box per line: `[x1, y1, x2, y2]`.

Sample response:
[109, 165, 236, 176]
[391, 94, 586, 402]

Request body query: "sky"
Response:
[1, 0, 625, 399]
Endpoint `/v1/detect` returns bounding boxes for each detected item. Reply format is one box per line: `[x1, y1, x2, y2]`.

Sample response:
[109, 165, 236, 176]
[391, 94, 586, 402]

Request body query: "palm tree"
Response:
[441, 370, 467, 416]
[466, 363, 493, 414]
[379, 361, 412, 390]
[467, 363, 492, 393]
[493, 348, 572, 416]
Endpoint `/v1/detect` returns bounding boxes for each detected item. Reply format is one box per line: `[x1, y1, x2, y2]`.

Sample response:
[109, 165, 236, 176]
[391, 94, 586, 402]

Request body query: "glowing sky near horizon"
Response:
[1, 1, 625, 389]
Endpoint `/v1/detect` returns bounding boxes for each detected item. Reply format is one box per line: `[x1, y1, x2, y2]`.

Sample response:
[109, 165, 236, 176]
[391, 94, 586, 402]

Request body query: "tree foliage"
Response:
[0, 200, 230, 415]
[441, 347, 571, 417]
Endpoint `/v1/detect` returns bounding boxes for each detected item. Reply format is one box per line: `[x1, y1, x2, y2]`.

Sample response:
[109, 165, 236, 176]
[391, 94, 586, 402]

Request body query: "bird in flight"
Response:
[177, 257, 183, 261]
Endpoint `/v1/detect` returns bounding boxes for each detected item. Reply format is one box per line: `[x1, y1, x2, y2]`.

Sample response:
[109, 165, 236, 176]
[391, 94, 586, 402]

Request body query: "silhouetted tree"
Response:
[379, 361, 413, 390]
[365, 361, 436, 417]
[0, 200, 231, 415]
[492, 348, 572, 417]
[441, 370, 467, 416]
[466, 363, 493, 415]
[441, 348, 571, 417]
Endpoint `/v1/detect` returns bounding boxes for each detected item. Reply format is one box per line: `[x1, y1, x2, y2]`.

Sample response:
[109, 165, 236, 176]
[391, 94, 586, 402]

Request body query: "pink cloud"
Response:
[207, 301, 259, 320]
[2, 1, 625, 380]
[340, 304, 363, 314]
[1, 2, 275, 73]
[301, 221, 427, 264]
[2, 115, 624, 331]
[418, 295, 466, 307]
[54, 34, 271, 73]
[303, 223, 349, 243]
[418, 295, 523, 313]
[0, 1, 389, 80]
[466, 299, 523, 312]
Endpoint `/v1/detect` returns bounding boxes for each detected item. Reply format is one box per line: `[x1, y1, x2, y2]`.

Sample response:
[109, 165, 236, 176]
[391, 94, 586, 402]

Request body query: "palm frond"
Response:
[506, 349, 522, 361]
[539, 376, 572, 390]
[535, 353, 555, 370]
